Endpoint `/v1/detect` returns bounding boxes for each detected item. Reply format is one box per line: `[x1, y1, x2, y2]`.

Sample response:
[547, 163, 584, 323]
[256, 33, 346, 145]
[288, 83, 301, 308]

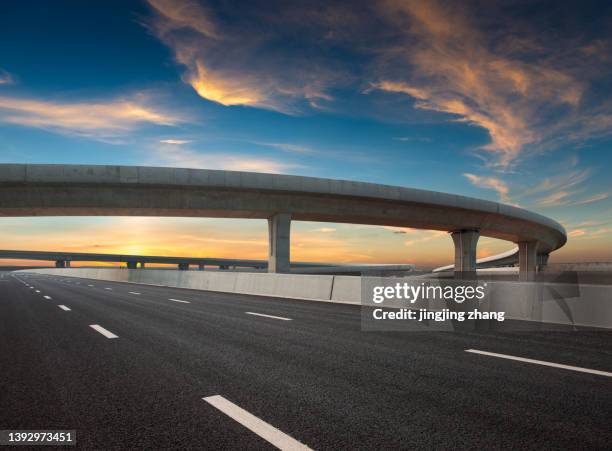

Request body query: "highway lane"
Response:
[2, 270, 611, 450]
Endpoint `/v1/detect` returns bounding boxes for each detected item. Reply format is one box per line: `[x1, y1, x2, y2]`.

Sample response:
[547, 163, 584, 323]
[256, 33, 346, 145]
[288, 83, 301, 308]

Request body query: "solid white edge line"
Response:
[245, 312, 292, 321]
[203, 395, 312, 450]
[168, 298, 190, 303]
[465, 349, 612, 377]
[43, 295, 52, 300]
[89, 324, 119, 339]
[58, 305, 71, 311]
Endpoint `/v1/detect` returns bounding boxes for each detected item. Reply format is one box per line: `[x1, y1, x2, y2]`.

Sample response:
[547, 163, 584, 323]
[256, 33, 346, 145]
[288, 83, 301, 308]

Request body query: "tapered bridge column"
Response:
[518, 241, 539, 281]
[451, 229, 479, 279]
[268, 213, 291, 273]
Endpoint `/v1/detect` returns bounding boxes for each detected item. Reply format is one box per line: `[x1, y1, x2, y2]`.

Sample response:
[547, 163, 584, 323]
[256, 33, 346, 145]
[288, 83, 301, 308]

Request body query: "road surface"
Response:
[1, 270, 610, 449]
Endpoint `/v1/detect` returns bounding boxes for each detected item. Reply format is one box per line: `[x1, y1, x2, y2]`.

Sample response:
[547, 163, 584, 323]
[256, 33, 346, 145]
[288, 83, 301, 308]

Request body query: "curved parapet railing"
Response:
[433, 247, 519, 273]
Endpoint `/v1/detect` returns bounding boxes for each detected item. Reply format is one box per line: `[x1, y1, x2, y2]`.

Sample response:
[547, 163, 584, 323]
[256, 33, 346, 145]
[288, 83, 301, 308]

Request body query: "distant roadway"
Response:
[1, 271, 610, 449]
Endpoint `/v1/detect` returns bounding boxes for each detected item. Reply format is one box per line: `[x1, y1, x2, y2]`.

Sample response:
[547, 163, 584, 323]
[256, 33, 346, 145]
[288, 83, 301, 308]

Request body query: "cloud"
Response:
[404, 230, 447, 247]
[145, 0, 341, 113]
[0, 69, 15, 85]
[536, 190, 575, 207]
[0, 94, 181, 139]
[463, 173, 509, 202]
[536, 190, 608, 207]
[160, 139, 191, 144]
[152, 143, 299, 173]
[372, 0, 612, 168]
[574, 192, 609, 205]
[313, 227, 336, 233]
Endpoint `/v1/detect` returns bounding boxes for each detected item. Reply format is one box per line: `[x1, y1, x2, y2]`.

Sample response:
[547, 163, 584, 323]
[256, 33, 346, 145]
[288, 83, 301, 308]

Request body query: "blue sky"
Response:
[0, 0, 611, 265]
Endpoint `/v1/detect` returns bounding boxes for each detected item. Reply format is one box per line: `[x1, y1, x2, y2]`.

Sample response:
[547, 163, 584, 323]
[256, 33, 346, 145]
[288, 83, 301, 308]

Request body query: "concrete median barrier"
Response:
[17, 268, 612, 329]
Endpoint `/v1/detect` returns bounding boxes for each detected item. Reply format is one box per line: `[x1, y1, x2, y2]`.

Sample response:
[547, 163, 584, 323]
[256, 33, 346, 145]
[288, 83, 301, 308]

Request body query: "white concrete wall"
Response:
[18, 268, 612, 329]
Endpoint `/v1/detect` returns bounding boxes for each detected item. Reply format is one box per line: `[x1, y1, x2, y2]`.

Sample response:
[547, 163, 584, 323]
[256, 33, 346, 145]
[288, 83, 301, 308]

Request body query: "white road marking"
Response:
[89, 324, 118, 339]
[245, 312, 292, 321]
[35, 290, 40, 293]
[128, 292, 141, 295]
[465, 349, 612, 377]
[58, 305, 71, 311]
[104, 287, 113, 290]
[168, 298, 190, 303]
[203, 395, 312, 451]
[43, 295, 52, 300]
[88, 284, 94, 287]
[29, 287, 34, 289]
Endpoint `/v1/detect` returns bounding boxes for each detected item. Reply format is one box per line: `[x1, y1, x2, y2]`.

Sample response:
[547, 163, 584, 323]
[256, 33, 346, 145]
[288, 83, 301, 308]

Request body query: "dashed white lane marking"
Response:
[203, 395, 312, 451]
[465, 349, 612, 377]
[88, 284, 94, 287]
[43, 295, 52, 300]
[58, 305, 71, 311]
[129, 292, 141, 295]
[104, 287, 113, 290]
[29, 287, 34, 289]
[35, 290, 40, 293]
[245, 312, 292, 321]
[89, 324, 118, 339]
[168, 298, 190, 304]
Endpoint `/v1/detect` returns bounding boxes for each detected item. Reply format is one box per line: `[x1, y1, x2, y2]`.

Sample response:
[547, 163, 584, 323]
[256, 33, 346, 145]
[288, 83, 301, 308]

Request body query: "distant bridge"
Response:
[0, 249, 416, 274]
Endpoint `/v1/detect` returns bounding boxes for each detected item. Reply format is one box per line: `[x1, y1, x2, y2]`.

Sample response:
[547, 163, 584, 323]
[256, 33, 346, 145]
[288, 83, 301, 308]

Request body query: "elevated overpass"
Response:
[0, 164, 567, 280]
[0, 249, 415, 274]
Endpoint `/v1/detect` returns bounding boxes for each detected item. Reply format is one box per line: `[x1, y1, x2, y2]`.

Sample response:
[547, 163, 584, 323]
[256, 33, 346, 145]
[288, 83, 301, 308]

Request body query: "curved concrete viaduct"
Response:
[0, 164, 566, 280]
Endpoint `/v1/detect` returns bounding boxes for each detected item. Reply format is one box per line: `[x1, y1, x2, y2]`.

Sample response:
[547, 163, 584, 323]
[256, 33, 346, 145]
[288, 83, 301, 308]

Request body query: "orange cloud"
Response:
[0, 94, 181, 139]
[146, 0, 337, 112]
[375, 0, 585, 168]
[463, 173, 510, 202]
[152, 143, 299, 173]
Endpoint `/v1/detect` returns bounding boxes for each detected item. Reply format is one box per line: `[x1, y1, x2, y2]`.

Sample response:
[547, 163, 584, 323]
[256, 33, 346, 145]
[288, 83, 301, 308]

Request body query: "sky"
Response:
[0, 0, 611, 267]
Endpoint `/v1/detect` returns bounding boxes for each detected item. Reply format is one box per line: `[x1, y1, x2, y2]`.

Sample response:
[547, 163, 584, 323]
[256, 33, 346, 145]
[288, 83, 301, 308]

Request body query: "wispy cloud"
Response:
[536, 190, 575, 207]
[372, 0, 612, 168]
[0, 69, 15, 85]
[145, 0, 340, 113]
[0, 93, 182, 139]
[313, 227, 336, 233]
[152, 143, 299, 173]
[574, 192, 609, 205]
[463, 173, 509, 202]
[160, 139, 191, 145]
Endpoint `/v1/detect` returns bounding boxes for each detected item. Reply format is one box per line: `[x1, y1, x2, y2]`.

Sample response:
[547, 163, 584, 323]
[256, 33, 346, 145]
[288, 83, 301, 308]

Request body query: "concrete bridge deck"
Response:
[0, 164, 567, 280]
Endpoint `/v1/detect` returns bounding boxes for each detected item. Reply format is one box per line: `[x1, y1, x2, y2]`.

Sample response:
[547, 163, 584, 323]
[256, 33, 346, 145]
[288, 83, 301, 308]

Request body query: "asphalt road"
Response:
[1, 270, 611, 450]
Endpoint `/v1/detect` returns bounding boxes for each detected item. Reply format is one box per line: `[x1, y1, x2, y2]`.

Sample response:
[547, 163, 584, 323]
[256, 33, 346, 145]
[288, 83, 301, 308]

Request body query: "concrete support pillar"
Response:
[268, 212, 291, 273]
[451, 229, 479, 279]
[178, 263, 189, 270]
[127, 261, 137, 269]
[55, 260, 66, 268]
[537, 253, 549, 268]
[66, 260, 71, 268]
[198, 264, 205, 271]
[139, 262, 145, 269]
[518, 241, 539, 281]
